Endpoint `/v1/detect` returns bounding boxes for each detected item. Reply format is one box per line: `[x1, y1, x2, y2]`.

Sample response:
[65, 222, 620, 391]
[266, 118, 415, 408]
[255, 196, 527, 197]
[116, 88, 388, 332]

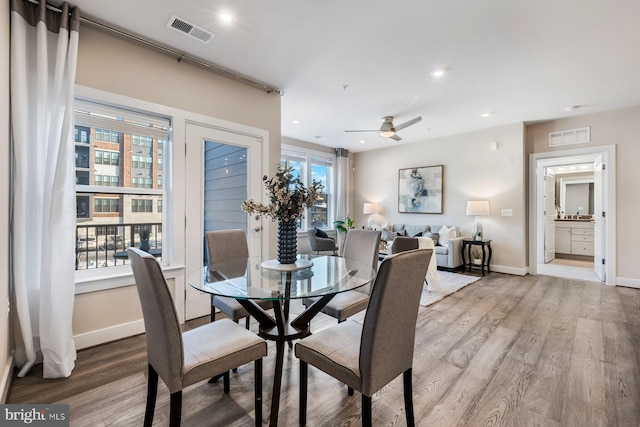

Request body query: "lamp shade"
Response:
[363, 203, 379, 215]
[466, 200, 490, 216]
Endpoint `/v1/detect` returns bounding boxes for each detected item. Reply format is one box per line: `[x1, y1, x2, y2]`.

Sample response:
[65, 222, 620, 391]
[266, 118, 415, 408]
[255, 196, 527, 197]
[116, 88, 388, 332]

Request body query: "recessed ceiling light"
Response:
[291, 119, 300, 124]
[565, 105, 580, 112]
[359, 140, 366, 144]
[580, 164, 589, 169]
[569, 166, 576, 170]
[218, 11, 235, 23]
[430, 68, 446, 78]
[480, 112, 493, 118]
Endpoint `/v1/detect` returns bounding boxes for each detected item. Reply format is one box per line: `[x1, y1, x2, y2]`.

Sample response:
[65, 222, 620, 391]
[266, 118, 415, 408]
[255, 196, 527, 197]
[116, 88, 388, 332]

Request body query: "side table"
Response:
[461, 239, 492, 276]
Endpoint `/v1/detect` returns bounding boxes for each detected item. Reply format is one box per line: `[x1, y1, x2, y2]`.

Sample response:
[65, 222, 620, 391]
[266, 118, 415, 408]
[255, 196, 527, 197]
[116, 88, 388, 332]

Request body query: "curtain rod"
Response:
[27, 0, 284, 95]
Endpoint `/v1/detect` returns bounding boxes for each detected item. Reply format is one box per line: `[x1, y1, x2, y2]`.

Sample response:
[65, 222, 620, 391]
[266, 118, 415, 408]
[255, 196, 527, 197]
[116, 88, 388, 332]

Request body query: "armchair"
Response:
[307, 228, 338, 255]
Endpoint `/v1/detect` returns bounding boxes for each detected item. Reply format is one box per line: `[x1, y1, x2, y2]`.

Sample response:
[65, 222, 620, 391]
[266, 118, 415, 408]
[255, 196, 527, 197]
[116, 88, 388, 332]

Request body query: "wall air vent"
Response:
[549, 126, 590, 147]
[167, 15, 215, 44]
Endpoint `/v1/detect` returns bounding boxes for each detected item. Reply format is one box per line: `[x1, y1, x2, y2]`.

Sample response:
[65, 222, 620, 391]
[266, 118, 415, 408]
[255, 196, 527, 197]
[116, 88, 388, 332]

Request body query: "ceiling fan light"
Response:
[380, 130, 395, 138]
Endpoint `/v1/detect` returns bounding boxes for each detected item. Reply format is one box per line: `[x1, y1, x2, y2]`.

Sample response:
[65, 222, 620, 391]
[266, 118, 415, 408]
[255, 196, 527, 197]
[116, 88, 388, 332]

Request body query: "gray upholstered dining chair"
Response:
[303, 229, 381, 322]
[127, 248, 267, 427]
[307, 228, 338, 255]
[205, 230, 273, 327]
[390, 236, 419, 254]
[295, 249, 432, 427]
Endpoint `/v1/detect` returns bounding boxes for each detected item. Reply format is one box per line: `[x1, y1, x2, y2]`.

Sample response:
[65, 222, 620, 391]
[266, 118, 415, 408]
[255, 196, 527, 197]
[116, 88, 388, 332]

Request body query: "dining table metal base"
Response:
[236, 294, 336, 427]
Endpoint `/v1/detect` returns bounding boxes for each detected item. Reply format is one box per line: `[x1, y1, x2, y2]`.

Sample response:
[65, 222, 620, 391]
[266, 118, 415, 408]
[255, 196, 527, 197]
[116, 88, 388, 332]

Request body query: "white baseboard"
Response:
[616, 276, 640, 289]
[491, 265, 528, 276]
[1, 355, 14, 403]
[74, 320, 145, 350]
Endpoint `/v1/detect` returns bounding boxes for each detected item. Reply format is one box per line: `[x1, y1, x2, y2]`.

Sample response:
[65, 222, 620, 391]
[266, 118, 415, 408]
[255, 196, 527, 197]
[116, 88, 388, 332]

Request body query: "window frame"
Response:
[281, 144, 336, 231]
[74, 96, 171, 288]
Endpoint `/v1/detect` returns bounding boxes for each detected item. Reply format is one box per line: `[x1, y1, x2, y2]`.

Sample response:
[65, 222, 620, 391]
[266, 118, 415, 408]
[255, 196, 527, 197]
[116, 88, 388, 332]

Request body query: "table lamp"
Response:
[363, 203, 380, 229]
[466, 200, 490, 240]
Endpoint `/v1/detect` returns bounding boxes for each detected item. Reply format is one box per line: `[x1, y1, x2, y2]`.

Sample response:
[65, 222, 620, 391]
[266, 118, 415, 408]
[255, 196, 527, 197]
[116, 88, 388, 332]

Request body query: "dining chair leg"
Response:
[223, 371, 230, 394]
[255, 359, 263, 427]
[362, 394, 372, 427]
[143, 364, 158, 427]
[169, 390, 182, 427]
[210, 296, 216, 322]
[403, 368, 415, 427]
[299, 361, 308, 426]
[245, 316, 250, 329]
[347, 386, 354, 396]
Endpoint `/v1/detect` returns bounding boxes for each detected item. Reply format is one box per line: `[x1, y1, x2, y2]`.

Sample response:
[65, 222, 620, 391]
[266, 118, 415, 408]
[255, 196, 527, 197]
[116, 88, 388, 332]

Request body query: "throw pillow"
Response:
[404, 224, 428, 237]
[424, 232, 440, 246]
[314, 228, 328, 238]
[381, 229, 396, 242]
[371, 222, 390, 231]
[437, 225, 456, 246]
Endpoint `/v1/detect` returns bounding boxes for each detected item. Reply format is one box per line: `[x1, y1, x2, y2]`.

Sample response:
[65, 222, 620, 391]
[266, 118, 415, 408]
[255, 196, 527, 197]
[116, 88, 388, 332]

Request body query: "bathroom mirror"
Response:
[560, 178, 594, 215]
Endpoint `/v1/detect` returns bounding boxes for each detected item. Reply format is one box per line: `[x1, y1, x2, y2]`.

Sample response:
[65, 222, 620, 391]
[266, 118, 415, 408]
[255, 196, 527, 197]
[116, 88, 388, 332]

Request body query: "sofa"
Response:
[377, 223, 464, 271]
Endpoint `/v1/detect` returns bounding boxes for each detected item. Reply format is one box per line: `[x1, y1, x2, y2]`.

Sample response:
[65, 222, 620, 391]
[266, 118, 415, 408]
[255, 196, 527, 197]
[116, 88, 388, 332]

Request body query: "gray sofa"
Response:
[382, 224, 464, 271]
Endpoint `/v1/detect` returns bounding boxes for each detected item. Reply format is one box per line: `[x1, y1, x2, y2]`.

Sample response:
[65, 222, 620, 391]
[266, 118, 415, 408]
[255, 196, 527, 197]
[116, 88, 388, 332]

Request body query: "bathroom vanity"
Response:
[555, 219, 594, 256]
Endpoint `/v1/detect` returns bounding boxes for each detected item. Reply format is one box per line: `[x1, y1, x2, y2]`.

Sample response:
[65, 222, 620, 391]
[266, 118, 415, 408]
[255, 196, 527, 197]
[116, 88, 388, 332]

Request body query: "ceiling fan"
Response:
[345, 116, 422, 141]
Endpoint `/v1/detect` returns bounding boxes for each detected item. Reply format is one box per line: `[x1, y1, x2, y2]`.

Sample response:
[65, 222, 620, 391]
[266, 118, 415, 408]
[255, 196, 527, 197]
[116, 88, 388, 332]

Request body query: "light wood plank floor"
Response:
[9, 273, 640, 426]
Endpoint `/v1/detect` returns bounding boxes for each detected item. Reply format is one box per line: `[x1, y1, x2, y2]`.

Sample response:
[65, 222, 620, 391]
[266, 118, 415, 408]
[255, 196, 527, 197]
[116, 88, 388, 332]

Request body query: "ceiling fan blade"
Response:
[390, 134, 402, 141]
[344, 129, 380, 133]
[394, 116, 422, 131]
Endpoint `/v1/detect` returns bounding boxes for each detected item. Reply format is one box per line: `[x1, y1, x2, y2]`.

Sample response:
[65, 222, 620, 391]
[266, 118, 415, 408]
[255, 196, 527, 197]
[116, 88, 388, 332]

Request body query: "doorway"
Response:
[184, 122, 265, 319]
[529, 145, 616, 285]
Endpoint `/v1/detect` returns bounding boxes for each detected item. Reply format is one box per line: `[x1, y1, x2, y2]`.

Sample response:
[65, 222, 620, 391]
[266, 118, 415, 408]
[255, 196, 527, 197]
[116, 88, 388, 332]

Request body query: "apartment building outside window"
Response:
[74, 98, 170, 270]
[281, 145, 335, 230]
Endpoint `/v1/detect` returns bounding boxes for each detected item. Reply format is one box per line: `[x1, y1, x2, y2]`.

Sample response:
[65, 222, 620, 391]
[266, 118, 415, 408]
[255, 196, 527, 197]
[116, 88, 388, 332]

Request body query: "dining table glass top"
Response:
[188, 255, 376, 301]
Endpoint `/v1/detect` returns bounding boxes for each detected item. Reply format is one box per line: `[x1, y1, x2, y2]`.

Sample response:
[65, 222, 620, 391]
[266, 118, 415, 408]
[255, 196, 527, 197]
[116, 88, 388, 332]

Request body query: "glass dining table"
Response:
[188, 254, 376, 427]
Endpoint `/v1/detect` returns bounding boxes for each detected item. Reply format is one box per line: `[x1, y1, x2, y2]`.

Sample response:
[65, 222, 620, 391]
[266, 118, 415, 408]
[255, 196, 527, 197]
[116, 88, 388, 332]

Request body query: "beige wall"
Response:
[1, 0, 11, 402]
[526, 106, 640, 282]
[353, 123, 528, 274]
[72, 24, 282, 346]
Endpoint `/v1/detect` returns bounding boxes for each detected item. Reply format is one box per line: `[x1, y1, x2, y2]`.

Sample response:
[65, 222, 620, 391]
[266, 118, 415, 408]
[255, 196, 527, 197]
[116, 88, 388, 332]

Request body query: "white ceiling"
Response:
[70, 0, 640, 152]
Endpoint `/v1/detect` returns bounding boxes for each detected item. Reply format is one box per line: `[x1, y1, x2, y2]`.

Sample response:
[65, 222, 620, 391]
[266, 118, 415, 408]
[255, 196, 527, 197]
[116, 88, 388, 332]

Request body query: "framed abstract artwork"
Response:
[398, 165, 443, 213]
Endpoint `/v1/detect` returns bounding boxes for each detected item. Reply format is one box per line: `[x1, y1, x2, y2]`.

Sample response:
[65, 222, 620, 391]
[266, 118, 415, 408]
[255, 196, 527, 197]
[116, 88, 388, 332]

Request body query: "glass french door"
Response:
[184, 122, 264, 320]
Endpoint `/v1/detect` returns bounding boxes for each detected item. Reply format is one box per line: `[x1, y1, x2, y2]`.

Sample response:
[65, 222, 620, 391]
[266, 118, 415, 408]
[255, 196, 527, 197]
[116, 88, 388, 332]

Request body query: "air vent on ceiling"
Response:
[549, 126, 590, 147]
[167, 15, 215, 44]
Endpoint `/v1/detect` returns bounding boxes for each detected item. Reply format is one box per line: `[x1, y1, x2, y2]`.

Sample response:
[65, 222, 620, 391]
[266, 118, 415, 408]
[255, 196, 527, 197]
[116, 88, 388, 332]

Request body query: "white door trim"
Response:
[528, 145, 616, 285]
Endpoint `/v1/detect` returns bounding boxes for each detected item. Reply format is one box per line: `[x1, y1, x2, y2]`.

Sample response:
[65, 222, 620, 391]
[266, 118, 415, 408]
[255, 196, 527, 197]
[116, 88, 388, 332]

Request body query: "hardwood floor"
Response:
[9, 273, 640, 426]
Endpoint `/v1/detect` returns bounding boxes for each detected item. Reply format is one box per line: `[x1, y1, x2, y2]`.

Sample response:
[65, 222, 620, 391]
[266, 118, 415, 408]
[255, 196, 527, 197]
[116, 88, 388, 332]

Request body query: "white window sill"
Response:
[75, 263, 185, 295]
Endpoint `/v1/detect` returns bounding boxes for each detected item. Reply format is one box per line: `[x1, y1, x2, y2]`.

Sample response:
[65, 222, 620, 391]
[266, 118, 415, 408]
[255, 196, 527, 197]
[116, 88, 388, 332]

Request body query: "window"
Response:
[94, 175, 119, 187]
[75, 146, 89, 168]
[94, 197, 120, 213]
[75, 125, 90, 143]
[132, 199, 153, 213]
[95, 128, 119, 143]
[74, 98, 170, 270]
[132, 135, 153, 147]
[95, 150, 119, 166]
[281, 145, 335, 230]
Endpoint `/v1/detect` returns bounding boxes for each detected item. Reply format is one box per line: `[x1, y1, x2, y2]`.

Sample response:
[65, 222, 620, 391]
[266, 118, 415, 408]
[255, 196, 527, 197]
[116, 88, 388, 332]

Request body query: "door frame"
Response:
[528, 145, 616, 285]
[184, 120, 270, 319]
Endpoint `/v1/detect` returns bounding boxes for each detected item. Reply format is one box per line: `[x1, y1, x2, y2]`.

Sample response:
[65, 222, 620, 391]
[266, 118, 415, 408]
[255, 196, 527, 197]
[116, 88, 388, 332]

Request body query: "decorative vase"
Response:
[277, 220, 298, 264]
[140, 238, 150, 252]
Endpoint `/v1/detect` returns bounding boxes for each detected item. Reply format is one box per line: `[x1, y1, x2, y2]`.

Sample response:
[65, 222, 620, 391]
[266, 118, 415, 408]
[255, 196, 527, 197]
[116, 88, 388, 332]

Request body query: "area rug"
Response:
[420, 271, 481, 307]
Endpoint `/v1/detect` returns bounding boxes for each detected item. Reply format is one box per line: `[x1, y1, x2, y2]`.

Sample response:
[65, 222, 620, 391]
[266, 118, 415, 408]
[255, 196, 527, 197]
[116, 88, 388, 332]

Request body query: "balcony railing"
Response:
[76, 222, 162, 270]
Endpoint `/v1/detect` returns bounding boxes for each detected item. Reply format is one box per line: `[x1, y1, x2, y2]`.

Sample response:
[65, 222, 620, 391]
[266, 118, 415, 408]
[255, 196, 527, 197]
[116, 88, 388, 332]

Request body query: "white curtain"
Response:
[335, 148, 350, 251]
[10, 0, 80, 378]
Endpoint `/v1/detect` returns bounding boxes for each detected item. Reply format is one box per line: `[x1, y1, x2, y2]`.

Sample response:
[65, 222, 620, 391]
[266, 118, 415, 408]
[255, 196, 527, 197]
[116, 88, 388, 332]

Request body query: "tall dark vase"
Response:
[277, 220, 298, 264]
[140, 238, 150, 252]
